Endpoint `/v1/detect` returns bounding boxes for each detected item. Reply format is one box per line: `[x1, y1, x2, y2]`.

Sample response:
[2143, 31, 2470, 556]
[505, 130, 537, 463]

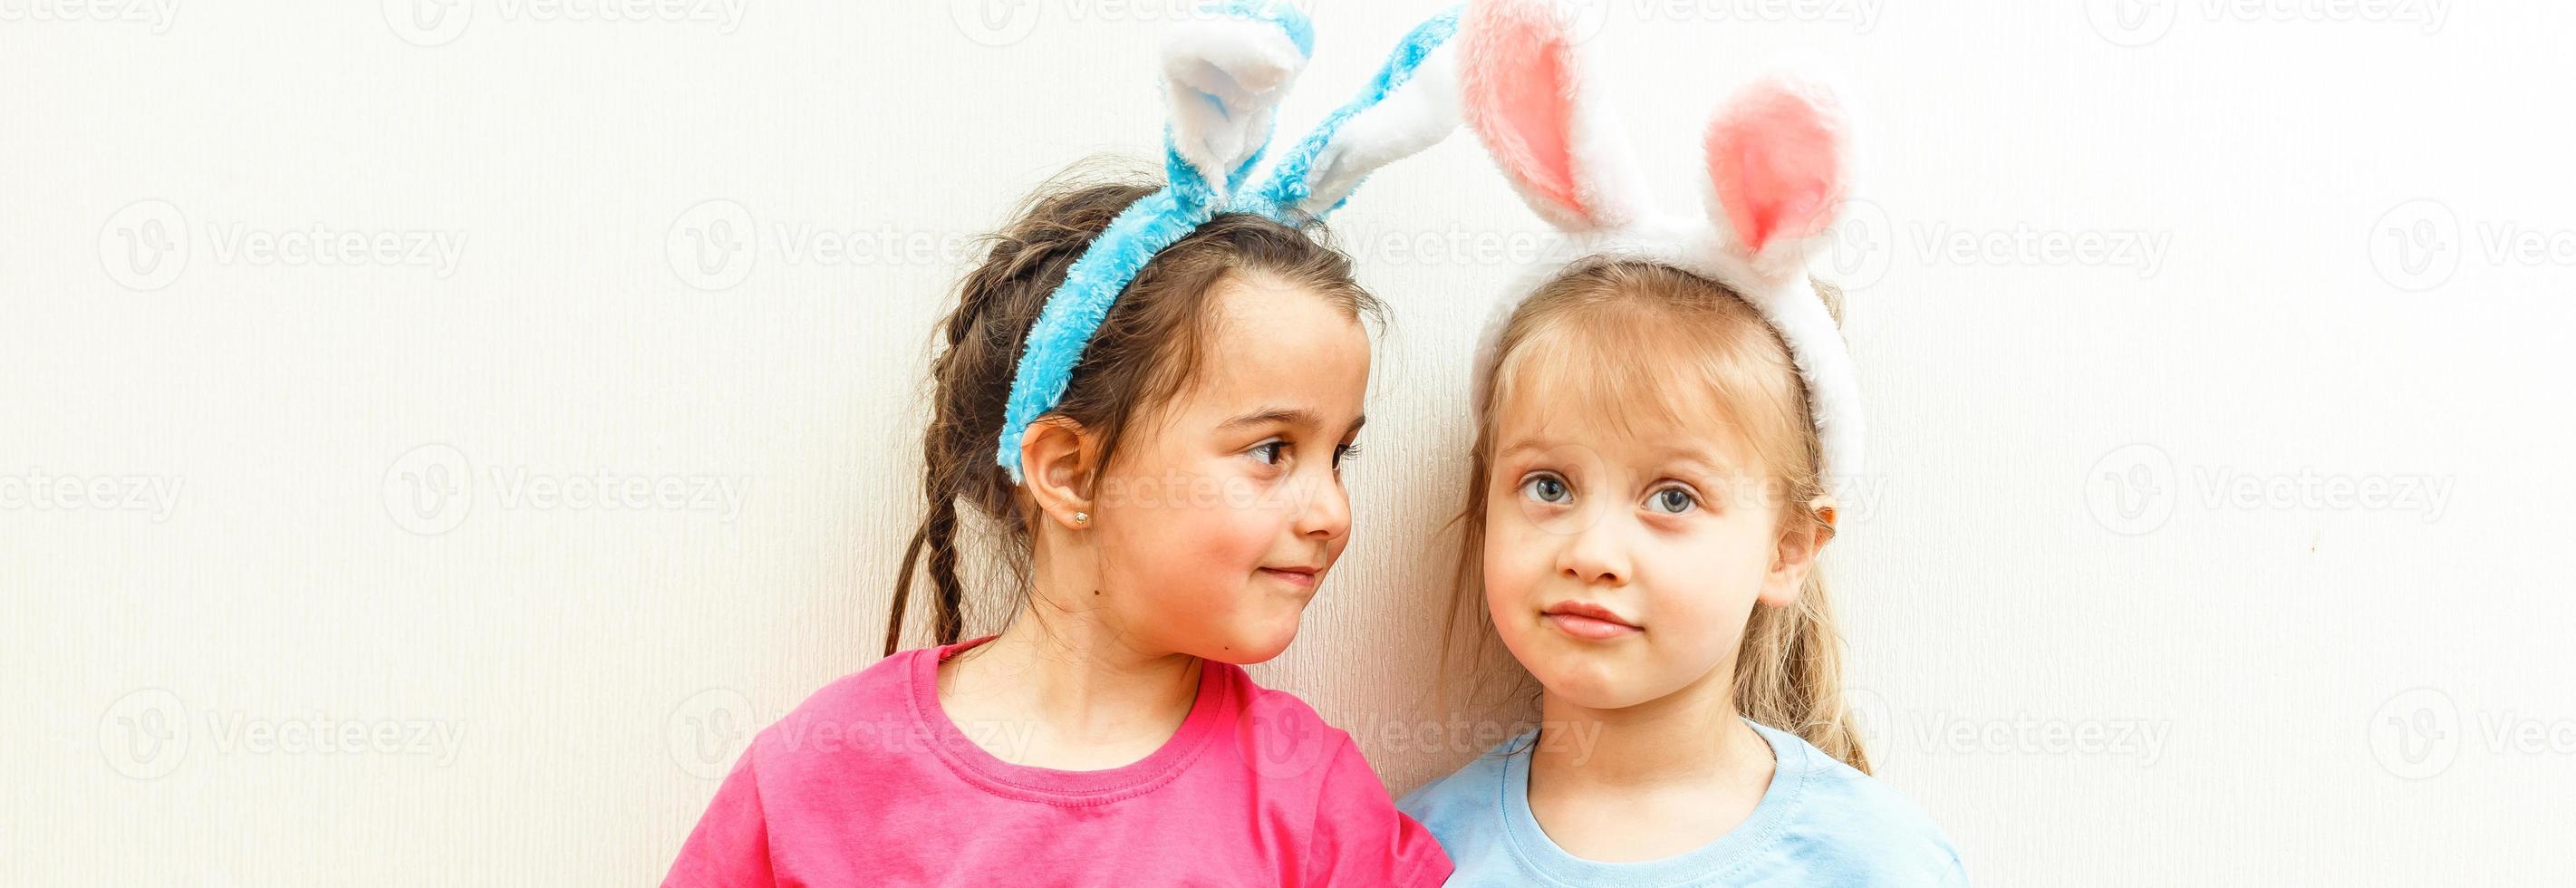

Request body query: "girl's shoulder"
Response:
[1204, 660, 1374, 787]
[1394, 729, 1530, 835]
[1751, 722, 1969, 883]
[739, 642, 934, 771]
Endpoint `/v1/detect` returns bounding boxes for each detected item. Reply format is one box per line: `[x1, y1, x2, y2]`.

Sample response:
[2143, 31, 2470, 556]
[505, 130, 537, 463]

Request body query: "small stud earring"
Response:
[1073, 510, 1089, 525]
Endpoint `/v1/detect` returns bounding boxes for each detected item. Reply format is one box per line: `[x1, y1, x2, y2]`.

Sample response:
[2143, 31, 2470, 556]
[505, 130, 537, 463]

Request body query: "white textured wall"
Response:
[7, 2, 2572, 885]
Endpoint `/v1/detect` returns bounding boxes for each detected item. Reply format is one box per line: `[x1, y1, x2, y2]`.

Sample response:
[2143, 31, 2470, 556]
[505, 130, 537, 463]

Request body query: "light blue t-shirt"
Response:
[1398, 719, 1967, 886]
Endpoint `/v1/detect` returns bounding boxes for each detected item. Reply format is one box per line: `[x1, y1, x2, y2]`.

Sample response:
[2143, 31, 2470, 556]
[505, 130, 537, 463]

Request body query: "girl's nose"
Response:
[1558, 513, 1630, 586]
[1289, 470, 1351, 541]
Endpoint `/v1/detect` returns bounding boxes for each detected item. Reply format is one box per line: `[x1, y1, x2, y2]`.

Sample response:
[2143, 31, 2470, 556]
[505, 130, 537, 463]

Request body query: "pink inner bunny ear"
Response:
[1705, 79, 1848, 256]
[1463, 0, 1589, 225]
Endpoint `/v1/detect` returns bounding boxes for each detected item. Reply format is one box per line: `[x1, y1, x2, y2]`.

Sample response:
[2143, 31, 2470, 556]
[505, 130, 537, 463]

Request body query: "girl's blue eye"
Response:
[1650, 487, 1696, 515]
[1521, 475, 1571, 505]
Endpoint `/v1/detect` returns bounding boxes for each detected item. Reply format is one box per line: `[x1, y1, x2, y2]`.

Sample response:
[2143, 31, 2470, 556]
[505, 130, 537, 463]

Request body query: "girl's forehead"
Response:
[1176, 276, 1371, 422]
[1491, 355, 1761, 475]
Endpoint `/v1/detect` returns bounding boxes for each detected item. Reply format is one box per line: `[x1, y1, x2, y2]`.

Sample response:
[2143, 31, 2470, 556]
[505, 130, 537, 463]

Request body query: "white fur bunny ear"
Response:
[1163, 2, 1316, 199]
[1236, 7, 1465, 222]
[1702, 75, 1850, 281]
[1697, 75, 1865, 492]
[1459, 0, 1650, 233]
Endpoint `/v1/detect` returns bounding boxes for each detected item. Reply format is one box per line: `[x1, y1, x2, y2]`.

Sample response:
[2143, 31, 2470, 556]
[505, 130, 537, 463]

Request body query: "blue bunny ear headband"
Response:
[995, 2, 1467, 483]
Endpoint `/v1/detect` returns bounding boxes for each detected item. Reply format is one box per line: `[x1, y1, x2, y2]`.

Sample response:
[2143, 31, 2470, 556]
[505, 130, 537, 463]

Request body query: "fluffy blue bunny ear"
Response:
[995, 2, 1315, 483]
[1234, 6, 1464, 222]
[1162, 1, 1317, 201]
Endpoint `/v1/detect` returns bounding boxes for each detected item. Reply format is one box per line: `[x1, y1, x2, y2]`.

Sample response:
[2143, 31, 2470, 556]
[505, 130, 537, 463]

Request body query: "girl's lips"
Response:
[1542, 603, 1640, 641]
[1258, 567, 1318, 589]
[1545, 613, 1641, 640]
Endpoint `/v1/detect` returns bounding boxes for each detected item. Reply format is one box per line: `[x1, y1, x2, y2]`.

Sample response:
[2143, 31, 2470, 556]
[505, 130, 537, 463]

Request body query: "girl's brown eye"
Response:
[1251, 441, 1287, 465]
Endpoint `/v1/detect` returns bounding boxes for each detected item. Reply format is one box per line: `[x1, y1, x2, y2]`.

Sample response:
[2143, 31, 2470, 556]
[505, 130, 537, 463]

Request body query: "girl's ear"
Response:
[1018, 416, 1100, 531]
[1460, 0, 1648, 232]
[1759, 507, 1834, 607]
[1163, 3, 1315, 198]
[1703, 75, 1850, 278]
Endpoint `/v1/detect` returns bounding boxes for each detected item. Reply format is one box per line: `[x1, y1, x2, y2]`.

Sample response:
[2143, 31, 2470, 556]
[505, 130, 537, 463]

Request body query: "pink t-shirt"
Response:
[661, 636, 1452, 887]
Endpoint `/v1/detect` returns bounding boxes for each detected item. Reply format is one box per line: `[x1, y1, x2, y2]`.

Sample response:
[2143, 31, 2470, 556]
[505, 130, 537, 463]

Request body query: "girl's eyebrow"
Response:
[1646, 444, 1741, 480]
[1496, 439, 1740, 478]
[1218, 408, 1367, 438]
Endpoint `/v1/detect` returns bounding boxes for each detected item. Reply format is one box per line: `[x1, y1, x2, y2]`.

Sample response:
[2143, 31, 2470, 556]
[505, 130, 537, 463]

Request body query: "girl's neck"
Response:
[1530, 663, 1770, 791]
[1521, 664, 1780, 863]
[935, 583, 1203, 768]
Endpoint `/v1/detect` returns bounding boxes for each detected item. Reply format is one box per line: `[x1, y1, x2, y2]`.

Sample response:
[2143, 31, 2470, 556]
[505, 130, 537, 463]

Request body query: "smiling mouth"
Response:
[1258, 567, 1320, 589]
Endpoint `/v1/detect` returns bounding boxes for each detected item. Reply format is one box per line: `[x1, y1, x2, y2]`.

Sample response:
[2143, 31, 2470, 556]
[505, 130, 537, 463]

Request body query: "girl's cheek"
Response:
[1645, 533, 1765, 642]
[1194, 490, 1281, 567]
[1481, 518, 1545, 607]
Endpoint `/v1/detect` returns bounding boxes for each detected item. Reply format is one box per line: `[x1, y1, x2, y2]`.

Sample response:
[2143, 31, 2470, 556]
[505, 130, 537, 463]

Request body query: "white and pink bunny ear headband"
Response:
[1459, 0, 1865, 507]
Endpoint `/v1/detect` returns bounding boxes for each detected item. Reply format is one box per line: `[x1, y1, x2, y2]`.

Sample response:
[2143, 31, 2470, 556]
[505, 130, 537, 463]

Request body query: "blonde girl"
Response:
[1399, 0, 1966, 883]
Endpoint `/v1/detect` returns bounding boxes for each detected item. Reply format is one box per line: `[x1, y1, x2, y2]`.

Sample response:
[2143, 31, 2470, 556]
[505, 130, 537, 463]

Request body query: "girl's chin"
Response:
[1197, 618, 1301, 665]
[1533, 671, 1642, 710]
[1521, 647, 1663, 709]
